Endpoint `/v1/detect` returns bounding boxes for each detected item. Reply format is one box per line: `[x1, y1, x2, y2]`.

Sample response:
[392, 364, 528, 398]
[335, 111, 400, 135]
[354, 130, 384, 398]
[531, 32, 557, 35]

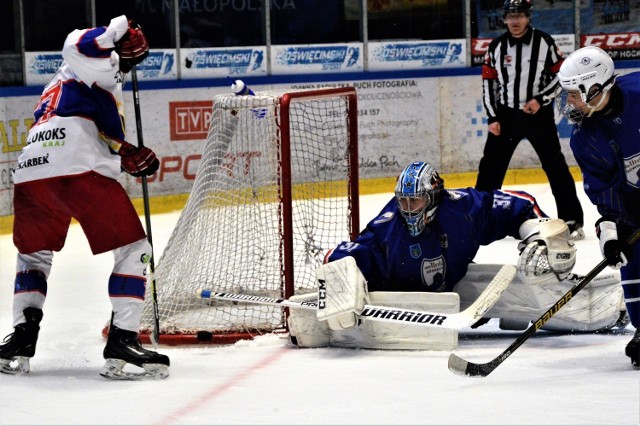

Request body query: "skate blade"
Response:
[100, 358, 169, 380]
[0, 357, 30, 375]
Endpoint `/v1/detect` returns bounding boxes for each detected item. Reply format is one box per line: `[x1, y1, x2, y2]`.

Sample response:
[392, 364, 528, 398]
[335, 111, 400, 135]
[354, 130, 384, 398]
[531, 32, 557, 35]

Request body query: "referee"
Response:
[475, 0, 584, 239]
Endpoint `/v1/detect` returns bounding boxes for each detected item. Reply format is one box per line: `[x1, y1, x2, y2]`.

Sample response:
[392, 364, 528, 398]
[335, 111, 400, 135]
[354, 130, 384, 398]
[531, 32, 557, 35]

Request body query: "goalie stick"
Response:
[197, 264, 516, 330]
[448, 230, 640, 377]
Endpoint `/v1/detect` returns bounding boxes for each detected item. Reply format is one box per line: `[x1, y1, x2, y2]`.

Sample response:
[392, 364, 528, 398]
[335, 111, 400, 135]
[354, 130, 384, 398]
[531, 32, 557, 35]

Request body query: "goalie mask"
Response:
[556, 46, 616, 123]
[395, 161, 444, 237]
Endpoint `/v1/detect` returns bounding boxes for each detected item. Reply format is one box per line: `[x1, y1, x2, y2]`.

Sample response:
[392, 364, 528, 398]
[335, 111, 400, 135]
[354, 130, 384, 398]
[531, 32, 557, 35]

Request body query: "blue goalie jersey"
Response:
[327, 188, 545, 292]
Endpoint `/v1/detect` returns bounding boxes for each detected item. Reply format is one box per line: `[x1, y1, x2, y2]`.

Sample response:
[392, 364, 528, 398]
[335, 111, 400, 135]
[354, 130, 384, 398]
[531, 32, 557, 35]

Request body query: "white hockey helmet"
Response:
[557, 46, 616, 101]
[394, 161, 444, 237]
[556, 46, 616, 122]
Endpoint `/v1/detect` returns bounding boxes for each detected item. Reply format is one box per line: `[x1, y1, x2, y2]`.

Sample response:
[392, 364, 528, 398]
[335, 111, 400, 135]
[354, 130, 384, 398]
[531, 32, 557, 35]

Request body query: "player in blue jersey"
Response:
[557, 46, 640, 369]
[288, 161, 627, 349]
[0, 16, 168, 379]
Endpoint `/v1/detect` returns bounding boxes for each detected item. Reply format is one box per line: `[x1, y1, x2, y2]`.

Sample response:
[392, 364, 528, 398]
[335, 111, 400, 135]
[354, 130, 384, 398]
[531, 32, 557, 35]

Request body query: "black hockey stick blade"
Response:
[448, 258, 609, 377]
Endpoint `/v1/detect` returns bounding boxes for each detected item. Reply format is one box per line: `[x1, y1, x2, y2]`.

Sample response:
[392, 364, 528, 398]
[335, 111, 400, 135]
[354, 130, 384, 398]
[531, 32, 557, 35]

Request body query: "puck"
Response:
[196, 331, 213, 341]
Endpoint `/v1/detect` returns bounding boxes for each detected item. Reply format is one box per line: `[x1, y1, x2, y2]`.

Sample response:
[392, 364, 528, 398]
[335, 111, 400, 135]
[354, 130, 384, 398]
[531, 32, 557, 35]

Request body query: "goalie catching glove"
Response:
[117, 141, 159, 177]
[517, 218, 576, 279]
[115, 20, 149, 73]
[596, 219, 630, 269]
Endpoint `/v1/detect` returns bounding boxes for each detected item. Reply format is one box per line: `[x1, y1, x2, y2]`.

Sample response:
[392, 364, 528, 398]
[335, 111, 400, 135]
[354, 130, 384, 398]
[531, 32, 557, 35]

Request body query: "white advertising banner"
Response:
[368, 40, 466, 70]
[180, 47, 267, 79]
[270, 43, 363, 74]
[24, 52, 63, 86]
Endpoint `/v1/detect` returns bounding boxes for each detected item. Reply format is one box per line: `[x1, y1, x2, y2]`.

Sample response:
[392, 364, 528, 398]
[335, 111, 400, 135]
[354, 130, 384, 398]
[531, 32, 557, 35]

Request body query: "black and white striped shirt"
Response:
[482, 26, 564, 122]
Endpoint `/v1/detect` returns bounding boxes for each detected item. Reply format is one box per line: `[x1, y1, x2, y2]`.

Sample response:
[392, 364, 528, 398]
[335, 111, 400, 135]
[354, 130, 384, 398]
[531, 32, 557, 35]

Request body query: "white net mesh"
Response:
[139, 88, 358, 342]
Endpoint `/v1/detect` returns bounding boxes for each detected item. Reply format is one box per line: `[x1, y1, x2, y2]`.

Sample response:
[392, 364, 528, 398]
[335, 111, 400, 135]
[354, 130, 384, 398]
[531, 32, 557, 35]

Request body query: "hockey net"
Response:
[138, 87, 359, 344]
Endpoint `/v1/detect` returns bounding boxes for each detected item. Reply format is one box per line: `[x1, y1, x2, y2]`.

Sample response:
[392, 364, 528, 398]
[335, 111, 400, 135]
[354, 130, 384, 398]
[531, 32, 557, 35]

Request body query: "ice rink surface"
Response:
[0, 182, 638, 425]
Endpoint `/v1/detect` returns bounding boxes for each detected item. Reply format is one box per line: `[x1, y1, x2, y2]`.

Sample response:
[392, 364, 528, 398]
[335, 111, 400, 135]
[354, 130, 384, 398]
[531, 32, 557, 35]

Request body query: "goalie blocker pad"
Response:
[316, 257, 369, 330]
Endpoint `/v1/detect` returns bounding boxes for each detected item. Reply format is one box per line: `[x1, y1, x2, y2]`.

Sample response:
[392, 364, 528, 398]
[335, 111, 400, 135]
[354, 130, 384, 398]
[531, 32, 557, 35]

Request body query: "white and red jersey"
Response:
[13, 15, 130, 184]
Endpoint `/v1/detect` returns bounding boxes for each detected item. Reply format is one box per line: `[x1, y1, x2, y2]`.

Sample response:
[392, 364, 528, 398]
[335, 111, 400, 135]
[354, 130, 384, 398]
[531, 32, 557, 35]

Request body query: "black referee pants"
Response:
[475, 103, 584, 225]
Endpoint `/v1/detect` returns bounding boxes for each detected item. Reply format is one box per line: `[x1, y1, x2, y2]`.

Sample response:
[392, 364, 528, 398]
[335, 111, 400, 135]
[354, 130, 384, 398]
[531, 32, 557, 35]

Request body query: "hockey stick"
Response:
[130, 66, 161, 347]
[449, 228, 640, 377]
[197, 264, 516, 330]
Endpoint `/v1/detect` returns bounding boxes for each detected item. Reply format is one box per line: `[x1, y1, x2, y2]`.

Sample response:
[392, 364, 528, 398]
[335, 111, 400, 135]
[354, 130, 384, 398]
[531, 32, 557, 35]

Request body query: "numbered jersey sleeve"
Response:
[455, 187, 547, 245]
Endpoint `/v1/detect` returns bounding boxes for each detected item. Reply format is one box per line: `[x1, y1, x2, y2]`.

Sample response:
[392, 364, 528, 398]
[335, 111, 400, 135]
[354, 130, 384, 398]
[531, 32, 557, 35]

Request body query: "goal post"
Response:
[137, 86, 359, 344]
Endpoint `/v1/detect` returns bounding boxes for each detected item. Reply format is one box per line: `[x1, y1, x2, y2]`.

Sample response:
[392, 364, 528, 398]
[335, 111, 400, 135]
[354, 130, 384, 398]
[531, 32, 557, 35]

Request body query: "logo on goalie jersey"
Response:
[421, 256, 446, 291]
[446, 190, 465, 200]
[373, 212, 394, 225]
[624, 151, 640, 188]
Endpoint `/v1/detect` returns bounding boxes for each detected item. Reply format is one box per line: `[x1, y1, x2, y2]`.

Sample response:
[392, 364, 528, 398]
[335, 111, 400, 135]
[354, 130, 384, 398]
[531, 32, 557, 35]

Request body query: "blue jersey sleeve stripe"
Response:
[76, 27, 112, 59]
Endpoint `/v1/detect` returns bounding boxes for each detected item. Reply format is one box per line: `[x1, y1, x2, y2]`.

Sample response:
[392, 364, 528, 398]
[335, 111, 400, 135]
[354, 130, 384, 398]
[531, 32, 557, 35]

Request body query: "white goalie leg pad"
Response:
[330, 291, 460, 350]
[316, 257, 369, 331]
[536, 272, 624, 332]
[287, 293, 330, 348]
[455, 264, 623, 332]
[288, 291, 460, 350]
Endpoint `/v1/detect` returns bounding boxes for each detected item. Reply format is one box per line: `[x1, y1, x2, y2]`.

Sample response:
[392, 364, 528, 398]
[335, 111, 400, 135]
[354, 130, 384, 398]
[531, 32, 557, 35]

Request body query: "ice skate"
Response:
[625, 328, 640, 370]
[614, 309, 630, 330]
[0, 307, 43, 375]
[566, 221, 585, 241]
[100, 324, 170, 380]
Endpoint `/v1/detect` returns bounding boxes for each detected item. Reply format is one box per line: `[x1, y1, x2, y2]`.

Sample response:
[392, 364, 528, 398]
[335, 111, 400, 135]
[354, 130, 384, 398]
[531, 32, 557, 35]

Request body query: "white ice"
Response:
[0, 183, 638, 425]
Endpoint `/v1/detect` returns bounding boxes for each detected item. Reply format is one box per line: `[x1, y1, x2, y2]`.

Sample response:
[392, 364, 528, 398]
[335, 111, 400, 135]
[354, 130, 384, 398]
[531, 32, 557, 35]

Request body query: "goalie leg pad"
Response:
[456, 264, 624, 332]
[287, 293, 330, 348]
[288, 291, 460, 350]
[331, 291, 460, 351]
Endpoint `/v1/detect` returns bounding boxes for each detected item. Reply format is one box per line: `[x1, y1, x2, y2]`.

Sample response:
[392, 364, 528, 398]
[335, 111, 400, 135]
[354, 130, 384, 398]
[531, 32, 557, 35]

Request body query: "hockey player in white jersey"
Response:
[288, 161, 627, 350]
[0, 16, 169, 380]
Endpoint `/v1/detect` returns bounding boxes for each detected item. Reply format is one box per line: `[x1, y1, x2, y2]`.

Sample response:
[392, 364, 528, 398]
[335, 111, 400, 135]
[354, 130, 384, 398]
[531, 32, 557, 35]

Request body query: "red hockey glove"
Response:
[115, 21, 149, 73]
[119, 141, 159, 177]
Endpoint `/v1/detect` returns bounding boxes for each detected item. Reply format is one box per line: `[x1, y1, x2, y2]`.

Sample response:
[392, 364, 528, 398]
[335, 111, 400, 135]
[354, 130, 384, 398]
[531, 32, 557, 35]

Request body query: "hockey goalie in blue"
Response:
[288, 161, 629, 354]
[326, 161, 547, 293]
